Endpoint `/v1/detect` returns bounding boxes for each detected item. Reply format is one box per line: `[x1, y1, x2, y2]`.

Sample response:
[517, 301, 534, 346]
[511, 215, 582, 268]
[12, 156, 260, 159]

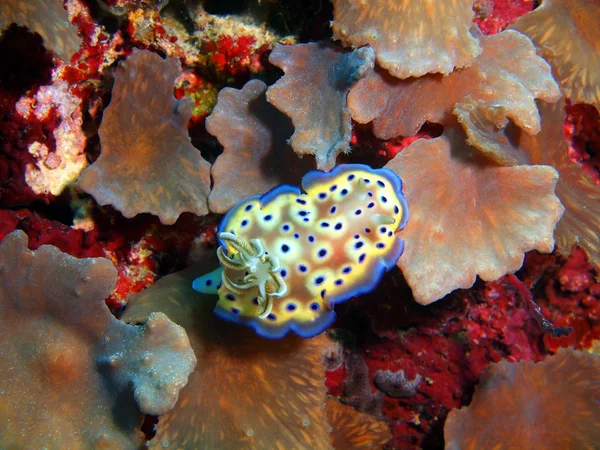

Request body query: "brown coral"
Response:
[0, 231, 196, 448]
[326, 398, 392, 449]
[511, 0, 600, 108]
[206, 79, 314, 213]
[77, 49, 211, 225]
[348, 30, 560, 141]
[0, 0, 81, 61]
[122, 264, 333, 449]
[331, 0, 481, 79]
[444, 349, 600, 449]
[518, 99, 600, 266]
[385, 129, 564, 304]
[266, 43, 374, 170]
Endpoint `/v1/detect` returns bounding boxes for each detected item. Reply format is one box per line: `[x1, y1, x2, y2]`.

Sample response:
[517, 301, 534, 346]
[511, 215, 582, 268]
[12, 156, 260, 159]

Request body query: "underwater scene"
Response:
[0, 0, 599, 448]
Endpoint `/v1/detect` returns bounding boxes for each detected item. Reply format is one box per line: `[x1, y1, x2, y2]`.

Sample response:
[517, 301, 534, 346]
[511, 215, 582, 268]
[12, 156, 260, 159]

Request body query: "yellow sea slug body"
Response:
[194, 164, 409, 338]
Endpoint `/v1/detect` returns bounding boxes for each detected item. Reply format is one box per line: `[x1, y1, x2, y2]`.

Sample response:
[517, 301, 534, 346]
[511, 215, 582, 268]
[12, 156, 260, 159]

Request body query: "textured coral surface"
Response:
[0, 0, 81, 60]
[326, 250, 600, 448]
[348, 30, 560, 141]
[511, 0, 600, 107]
[520, 99, 600, 268]
[206, 79, 313, 213]
[331, 0, 481, 78]
[267, 43, 374, 170]
[385, 130, 564, 304]
[327, 397, 393, 449]
[0, 231, 144, 448]
[445, 349, 600, 449]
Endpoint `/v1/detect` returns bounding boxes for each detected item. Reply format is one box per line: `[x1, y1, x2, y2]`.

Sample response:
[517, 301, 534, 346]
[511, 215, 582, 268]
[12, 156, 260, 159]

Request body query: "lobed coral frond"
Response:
[385, 129, 564, 305]
[122, 265, 334, 450]
[519, 99, 600, 266]
[206, 79, 314, 213]
[511, 0, 600, 108]
[331, 0, 481, 79]
[266, 43, 375, 171]
[0, 231, 196, 448]
[77, 49, 212, 225]
[445, 349, 600, 449]
[348, 29, 560, 141]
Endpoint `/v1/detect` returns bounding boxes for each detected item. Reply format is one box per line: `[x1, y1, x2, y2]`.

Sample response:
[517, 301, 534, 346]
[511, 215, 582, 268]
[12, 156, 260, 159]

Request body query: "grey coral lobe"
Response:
[373, 369, 422, 398]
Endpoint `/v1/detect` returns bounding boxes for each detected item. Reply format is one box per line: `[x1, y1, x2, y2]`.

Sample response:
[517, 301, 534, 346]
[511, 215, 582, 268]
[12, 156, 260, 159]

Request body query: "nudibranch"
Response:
[193, 164, 409, 338]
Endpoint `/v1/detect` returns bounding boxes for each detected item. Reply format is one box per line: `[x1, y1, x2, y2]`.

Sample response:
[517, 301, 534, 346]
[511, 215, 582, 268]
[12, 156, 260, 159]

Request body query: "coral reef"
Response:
[348, 30, 560, 141]
[77, 49, 211, 225]
[0, 231, 195, 448]
[17, 78, 88, 196]
[326, 248, 600, 448]
[473, 0, 534, 35]
[206, 79, 313, 213]
[1, 0, 599, 447]
[373, 369, 422, 398]
[444, 348, 600, 449]
[385, 130, 564, 304]
[519, 99, 600, 269]
[326, 397, 392, 449]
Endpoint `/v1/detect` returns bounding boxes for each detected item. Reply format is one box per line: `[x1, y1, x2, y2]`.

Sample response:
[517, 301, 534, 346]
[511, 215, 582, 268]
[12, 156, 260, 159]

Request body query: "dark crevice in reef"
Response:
[0, 25, 54, 95]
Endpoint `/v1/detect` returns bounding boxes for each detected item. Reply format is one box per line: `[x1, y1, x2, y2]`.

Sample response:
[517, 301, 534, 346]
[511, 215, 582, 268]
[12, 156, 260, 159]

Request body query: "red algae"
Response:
[565, 101, 600, 185]
[521, 247, 600, 352]
[1, 0, 599, 448]
[473, 0, 534, 35]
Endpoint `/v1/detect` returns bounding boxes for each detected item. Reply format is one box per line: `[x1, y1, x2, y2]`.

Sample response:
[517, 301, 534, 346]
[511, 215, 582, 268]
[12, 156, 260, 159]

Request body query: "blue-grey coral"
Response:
[0, 231, 195, 448]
